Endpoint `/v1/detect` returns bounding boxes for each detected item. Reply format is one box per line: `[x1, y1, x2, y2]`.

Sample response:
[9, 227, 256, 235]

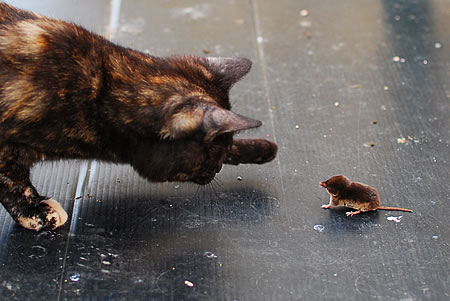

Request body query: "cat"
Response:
[0, 3, 277, 231]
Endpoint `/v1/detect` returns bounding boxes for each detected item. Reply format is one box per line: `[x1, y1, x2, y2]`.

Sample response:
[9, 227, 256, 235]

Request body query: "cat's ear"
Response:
[204, 57, 252, 90]
[202, 106, 261, 142]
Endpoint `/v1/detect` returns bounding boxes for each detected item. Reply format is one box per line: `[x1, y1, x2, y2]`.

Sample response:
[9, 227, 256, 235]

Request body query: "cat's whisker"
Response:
[195, 184, 202, 195]
[212, 177, 224, 191]
[210, 179, 223, 195]
[208, 181, 221, 197]
[195, 183, 208, 199]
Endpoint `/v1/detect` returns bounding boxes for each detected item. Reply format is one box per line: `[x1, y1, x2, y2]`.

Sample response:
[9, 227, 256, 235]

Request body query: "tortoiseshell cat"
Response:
[0, 3, 277, 231]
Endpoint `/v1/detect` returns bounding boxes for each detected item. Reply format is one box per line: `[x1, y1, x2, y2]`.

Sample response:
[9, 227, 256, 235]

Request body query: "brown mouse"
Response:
[319, 175, 413, 216]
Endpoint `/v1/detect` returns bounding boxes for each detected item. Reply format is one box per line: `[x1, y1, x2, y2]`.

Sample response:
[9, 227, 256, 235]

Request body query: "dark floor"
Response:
[1, 0, 449, 300]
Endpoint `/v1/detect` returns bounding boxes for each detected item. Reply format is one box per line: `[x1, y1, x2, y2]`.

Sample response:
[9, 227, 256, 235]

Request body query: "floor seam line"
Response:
[249, 0, 291, 225]
[56, 161, 91, 301]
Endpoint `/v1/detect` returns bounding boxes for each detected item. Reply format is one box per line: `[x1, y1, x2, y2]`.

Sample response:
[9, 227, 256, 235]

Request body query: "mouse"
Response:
[319, 175, 413, 216]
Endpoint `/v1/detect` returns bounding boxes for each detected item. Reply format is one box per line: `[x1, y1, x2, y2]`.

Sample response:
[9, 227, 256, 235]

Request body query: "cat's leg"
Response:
[0, 146, 68, 231]
[224, 138, 278, 165]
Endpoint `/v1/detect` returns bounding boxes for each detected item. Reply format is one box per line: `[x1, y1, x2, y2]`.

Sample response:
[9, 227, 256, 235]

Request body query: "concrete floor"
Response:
[0, 0, 449, 300]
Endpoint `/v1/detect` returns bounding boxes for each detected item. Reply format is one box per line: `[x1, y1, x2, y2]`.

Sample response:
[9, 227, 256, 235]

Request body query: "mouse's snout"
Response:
[320, 182, 326, 188]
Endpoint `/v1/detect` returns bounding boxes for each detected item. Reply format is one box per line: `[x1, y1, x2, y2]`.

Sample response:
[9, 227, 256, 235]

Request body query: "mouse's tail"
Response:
[378, 206, 413, 213]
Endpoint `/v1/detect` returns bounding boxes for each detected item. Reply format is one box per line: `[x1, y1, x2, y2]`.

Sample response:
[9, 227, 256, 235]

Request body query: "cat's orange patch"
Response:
[0, 21, 48, 56]
[160, 109, 204, 139]
[197, 65, 213, 80]
[24, 186, 33, 198]
[18, 21, 49, 49]
[148, 76, 174, 85]
[62, 124, 97, 144]
[1, 78, 46, 122]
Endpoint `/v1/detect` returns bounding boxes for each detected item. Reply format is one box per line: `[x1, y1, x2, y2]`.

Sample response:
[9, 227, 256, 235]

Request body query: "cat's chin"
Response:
[191, 176, 215, 185]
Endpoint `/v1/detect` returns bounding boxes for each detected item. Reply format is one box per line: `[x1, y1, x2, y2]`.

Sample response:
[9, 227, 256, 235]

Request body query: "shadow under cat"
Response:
[73, 187, 278, 237]
[0, 186, 278, 300]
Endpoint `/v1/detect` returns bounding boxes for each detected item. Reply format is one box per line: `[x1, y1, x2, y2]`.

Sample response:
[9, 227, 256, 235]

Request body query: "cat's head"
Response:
[124, 56, 277, 185]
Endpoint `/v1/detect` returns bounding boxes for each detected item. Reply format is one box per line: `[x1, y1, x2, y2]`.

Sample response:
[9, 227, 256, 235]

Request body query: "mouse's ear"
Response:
[204, 57, 252, 90]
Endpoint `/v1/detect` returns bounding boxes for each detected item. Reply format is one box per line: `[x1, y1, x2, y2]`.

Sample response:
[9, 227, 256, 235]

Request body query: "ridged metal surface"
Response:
[0, 1, 448, 300]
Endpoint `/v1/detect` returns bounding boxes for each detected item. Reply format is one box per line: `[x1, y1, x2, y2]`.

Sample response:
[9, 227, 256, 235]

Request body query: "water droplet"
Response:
[204, 251, 218, 259]
[386, 216, 402, 223]
[300, 20, 312, 27]
[69, 273, 81, 282]
[434, 42, 442, 49]
[27, 245, 48, 259]
[174, 184, 180, 189]
[432, 235, 438, 239]
[313, 224, 325, 232]
[31, 245, 47, 256]
[108, 252, 119, 258]
[237, 176, 242, 181]
[133, 277, 145, 284]
[101, 260, 112, 265]
[184, 280, 194, 287]
[300, 9, 309, 17]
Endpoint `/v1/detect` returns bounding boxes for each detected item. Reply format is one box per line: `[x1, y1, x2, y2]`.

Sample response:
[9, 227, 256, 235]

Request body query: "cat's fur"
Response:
[0, 3, 277, 231]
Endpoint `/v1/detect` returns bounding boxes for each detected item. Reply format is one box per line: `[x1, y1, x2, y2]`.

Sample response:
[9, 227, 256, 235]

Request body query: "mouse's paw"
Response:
[346, 210, 361, 216]
[321, 204, 332, 209]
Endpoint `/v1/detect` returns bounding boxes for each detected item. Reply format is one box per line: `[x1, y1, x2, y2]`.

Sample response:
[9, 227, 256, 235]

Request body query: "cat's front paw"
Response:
[41, 199, 68, 230]
[17, 199, 68, 231]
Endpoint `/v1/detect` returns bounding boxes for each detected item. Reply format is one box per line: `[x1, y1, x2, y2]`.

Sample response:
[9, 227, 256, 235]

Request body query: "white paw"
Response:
[17, 215, 44, 231]
[41, 199, 68, 229]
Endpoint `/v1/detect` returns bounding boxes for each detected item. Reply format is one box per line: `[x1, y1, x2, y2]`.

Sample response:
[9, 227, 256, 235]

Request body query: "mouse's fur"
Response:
[320, 175, 412, 216]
